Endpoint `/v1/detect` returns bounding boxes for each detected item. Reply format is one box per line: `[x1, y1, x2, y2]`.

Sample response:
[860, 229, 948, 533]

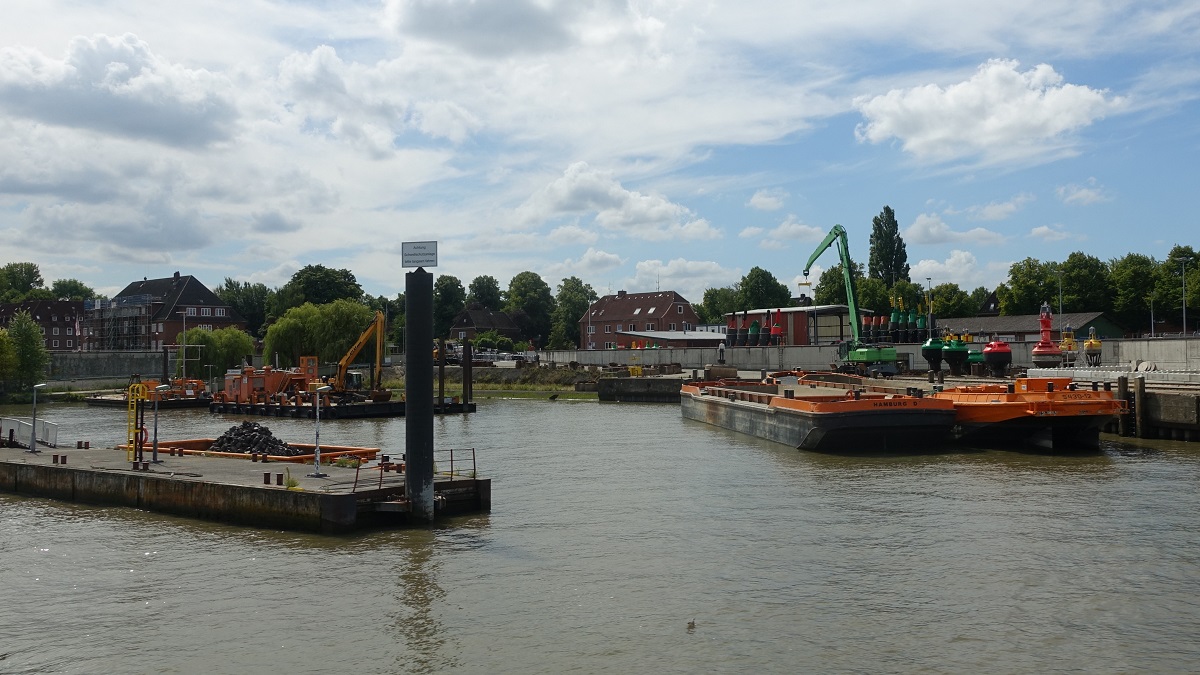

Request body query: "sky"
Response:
[2, 1, 1198, 306]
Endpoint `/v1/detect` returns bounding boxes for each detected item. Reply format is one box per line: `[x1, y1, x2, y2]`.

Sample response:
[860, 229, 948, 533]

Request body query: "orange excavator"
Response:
[327, 310, 391, 402]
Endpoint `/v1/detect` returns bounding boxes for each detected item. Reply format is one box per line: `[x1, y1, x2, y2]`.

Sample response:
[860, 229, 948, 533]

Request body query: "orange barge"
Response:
[930, 377, 1126, 451]
[680, 378, 955, 453]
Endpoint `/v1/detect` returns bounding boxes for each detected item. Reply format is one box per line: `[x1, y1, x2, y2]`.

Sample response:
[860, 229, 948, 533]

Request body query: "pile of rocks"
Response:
[209, 421, 301, 456]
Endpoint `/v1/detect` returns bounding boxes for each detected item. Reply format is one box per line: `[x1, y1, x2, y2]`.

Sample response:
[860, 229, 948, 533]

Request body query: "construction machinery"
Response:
[327, 310, 392, 402]
[802, 224, 900, 376]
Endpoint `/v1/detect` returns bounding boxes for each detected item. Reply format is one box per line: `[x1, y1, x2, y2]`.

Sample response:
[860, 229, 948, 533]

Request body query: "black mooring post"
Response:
[405, 268, 435, 523]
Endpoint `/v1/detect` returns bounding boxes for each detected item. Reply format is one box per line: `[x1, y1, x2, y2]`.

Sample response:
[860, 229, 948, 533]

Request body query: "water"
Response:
[2, 400, 1200, 674]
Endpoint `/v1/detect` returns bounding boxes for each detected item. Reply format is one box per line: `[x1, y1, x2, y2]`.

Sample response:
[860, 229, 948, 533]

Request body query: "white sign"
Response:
[402, 241, 438, 268]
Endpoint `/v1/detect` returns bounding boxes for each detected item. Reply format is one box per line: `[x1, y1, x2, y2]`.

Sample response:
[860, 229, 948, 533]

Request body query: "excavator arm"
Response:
[802, 224, 862, 346]
[329, 310, 386, 393]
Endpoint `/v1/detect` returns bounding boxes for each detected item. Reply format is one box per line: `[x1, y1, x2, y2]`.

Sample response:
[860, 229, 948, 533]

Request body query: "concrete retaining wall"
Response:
[0, 462, 357, 532]
[549, 337, 1200, 372]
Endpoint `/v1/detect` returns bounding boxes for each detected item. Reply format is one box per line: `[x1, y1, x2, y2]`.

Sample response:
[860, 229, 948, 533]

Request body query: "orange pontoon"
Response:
[930, 377, 1125, 451]
[680, 378, 955, 453]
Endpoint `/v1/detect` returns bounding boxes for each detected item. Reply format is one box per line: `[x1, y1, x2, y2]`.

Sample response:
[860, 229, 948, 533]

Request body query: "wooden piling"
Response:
[1117, 375, 1129, 436]
[1134, 376, 1146, 438]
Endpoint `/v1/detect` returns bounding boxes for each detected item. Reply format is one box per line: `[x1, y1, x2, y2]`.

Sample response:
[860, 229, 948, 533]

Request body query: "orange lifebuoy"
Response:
[139, 426, 148, 445]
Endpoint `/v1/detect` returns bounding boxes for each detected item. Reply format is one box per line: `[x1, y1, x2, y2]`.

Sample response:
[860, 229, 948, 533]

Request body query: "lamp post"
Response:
[926, 277, 932, 341]
[308, 385, 333, 478]
[178, 310, 188, 381]
[152, 383, 170, 463]
[1183, 260, 1188, 336]
[28, 383, 47, 453]
[1150, 296, 1155, 338]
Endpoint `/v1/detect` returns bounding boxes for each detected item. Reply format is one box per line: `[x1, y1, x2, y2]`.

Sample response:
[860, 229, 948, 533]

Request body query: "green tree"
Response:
[736, 267, 792, 311]
[999, 257, 1058, 315]
[1, 262, 45, 302]
[813, 262, 865, 306]
[969, 286, 991, 313]
[214, 278, 275, 337]
[1060, 252, 1112, 313]
[50, 279, 96, 301]
[697, 287, 738, 325]
[868, 206, 910, 286]
[467, 275, 503, 310]
[276, 265, 362, 312]
[7, 310, 49, 389]
[1109, 253, 1158, 331]
[262, 303, 322, 367]
[1159, 245, 1200, 330]
[931, 283, 975, 318]
[0, 329, 16, 388]
[316, 299, 377, 365]
[856, 277, 890, 315]
[433, 275, 467, 339]
[548, 276, 597, 349]
[177, 327, 256, 381]
[505, 271, 555, 346]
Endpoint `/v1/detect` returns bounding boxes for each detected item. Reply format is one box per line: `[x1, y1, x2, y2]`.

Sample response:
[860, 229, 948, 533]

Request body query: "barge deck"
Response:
[0, 444, 490, 533]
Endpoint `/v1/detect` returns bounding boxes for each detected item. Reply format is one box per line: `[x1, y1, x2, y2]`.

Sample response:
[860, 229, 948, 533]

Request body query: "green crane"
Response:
[802, 224, 899, 375]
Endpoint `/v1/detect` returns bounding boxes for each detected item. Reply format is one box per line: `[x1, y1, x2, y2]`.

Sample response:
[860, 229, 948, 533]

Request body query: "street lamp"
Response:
[177, 310, 188, 381]
[28, 383, 46, 453]
[1183, 260, 1189, 336]
[308, 385, 333, 478]
[152, 383, 170, 463]
[925, 277, 932, 340]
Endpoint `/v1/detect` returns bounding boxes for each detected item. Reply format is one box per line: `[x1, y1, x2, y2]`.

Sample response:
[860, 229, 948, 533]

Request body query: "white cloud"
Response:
[966, 193, 1035, 221]
[518, 162, 722, 241]
[738, 226, 765, 238]
[910, 250, 985, 289]
[547, 224, 598, 245]
[905, 212, 1005, 245]
[0, 33, 237, 147]
[747, 188, 788, 211]
[854, 59, 1125, 165]
[1056, 178, 1110, 205]
[1029, 224, 1071, 241]
[544, 247, 624, 279]
[631, 258, 740, 305]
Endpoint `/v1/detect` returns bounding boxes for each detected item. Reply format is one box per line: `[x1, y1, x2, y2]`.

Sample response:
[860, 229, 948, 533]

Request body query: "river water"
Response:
[2, 399, 1199, 674]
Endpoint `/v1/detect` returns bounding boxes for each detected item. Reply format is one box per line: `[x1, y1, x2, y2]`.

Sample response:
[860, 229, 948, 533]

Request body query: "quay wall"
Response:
[0, 462, 357, 532]
[548, 337, 1200, 372]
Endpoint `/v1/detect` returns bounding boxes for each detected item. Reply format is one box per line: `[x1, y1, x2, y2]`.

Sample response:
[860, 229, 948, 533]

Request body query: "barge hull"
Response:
[681, 392, 954, 453]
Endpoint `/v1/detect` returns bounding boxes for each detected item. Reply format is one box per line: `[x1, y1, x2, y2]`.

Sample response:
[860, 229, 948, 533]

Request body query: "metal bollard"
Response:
[60, 455, 66, 465]
[263, 472, 271, 485]
[251, 453, 259, 462]
[84, 441, 90, 449]
[276, 473, 284, 486]
[53, 454, 60, 464]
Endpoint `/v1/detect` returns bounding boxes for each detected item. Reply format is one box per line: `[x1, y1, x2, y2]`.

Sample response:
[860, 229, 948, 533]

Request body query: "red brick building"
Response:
[0, 300, 84, 351]
[579, 290, 701, 350]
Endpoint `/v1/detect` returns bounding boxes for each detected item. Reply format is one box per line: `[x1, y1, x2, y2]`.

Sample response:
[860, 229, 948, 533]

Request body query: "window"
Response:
[648, 307, 656, 313]
[588, 325, 596, 334]
[458, 331, 466, 339]
[186, 307, 197, 316]
[616, 324, 622, 331]
[677, 306, 684, 314]
[645, 323, 655, 331]
[52, 315, 58, 321]
[67, 327, 74, 335]
[201, 307, 212, 317]
[603, 325, 610, 334]
[53, 327, 60, 335]
[67, 340, 73, 347]
[216, 308, 226, 317]
[53, 340, 60, 348]
[669, 323, 676, 331]
[633, 308, 642, 315]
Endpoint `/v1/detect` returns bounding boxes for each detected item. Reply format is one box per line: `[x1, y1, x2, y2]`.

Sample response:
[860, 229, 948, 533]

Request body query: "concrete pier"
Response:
[0, 445, 490, 534]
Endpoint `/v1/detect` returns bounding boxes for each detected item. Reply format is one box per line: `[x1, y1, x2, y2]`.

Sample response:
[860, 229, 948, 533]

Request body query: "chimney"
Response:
[617, 290, 627, 298]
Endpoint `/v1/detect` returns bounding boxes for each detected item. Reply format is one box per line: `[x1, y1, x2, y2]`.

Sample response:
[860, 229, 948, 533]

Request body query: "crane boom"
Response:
[802, 224, 862, 346]
[330, 310, 386, 393]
